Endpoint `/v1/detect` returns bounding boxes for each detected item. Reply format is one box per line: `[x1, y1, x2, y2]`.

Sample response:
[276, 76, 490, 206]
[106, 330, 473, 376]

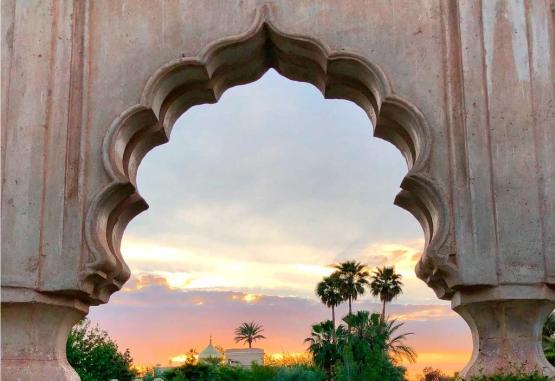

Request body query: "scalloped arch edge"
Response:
[83, 7, 454, 305]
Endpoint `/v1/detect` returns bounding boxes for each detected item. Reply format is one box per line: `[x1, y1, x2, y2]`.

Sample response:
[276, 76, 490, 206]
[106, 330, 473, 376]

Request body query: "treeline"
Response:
[161, 363, 324, 381]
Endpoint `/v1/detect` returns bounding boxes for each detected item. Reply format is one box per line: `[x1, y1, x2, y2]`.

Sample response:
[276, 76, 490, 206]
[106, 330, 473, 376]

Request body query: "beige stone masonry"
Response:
[2, 1, 554, 379]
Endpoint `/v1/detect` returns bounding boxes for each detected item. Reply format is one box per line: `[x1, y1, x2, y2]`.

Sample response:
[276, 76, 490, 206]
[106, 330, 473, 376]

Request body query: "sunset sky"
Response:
[88, 69, 471, 379]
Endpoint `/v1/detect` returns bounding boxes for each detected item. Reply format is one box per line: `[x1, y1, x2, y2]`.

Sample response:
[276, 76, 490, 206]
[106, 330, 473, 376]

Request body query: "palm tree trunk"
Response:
[332, 305, 336, 343]
[348, 297, 352, 315]
[249, 340, 252, 349]
[381, 299, 386, 321]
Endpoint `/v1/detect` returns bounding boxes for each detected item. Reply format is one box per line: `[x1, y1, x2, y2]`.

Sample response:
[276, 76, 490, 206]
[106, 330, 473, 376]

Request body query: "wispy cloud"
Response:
[92, 70, 471, 378]
[121, 236, 435, 303]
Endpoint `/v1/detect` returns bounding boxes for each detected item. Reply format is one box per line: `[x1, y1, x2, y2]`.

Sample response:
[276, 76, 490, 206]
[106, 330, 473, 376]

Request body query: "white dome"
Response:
[199, 337, 222, 359]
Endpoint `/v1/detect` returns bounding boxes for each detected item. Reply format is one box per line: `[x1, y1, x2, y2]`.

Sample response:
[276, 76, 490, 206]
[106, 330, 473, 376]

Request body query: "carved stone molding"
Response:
[84, 6, 455, 305]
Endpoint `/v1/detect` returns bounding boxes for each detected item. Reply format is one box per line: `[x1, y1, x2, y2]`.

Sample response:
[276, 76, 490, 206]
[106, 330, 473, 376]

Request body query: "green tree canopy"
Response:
[335, 312, 407, 381]
[341, 311, 416, 364]
[66, 319, 137, 381]
[305, 320, 346, 381]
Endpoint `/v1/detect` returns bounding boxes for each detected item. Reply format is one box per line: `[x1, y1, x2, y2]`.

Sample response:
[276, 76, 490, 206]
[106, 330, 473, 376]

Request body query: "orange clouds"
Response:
[392, 306, 457, 322]
[120, 236, 439, 303]
[89, 283, 471, 377]
[123, 274, 173, 291]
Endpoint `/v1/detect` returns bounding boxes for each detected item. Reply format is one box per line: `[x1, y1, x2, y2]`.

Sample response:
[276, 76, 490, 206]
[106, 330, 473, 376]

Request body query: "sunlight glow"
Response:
[170, 353, 198, 365]
[121, 236, 434, 302]
[243, 293, 261, 303]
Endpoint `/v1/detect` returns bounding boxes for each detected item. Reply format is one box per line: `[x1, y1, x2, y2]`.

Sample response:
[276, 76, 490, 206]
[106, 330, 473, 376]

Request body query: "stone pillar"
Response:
[453, 287, 555, 379]
[1, 289, 87, 381]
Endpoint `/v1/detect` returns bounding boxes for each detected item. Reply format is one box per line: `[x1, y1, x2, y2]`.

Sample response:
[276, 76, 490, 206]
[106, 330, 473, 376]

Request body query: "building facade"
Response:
[225, 348, 265, 368]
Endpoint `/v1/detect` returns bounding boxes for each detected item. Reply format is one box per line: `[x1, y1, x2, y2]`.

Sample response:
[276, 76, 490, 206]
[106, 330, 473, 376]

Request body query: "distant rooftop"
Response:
[225, 348, 264, 353]
[199, 336, 222, 359]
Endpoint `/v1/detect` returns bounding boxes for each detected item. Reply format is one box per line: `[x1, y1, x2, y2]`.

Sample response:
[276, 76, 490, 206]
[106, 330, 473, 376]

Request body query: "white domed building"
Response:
[198, 337, 223, 364]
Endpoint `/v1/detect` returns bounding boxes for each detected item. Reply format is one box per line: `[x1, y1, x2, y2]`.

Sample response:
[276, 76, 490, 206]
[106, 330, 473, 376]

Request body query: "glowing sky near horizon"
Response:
[88, 70, 471, 379]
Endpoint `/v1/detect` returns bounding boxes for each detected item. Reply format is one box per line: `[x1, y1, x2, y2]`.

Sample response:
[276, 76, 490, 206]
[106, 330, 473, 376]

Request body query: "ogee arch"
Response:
[3, 2, 554, 380]
[85, 8, 454, 307]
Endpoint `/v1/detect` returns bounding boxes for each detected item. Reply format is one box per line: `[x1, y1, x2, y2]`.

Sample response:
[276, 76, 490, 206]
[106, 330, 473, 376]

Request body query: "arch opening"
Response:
[84, 14, 454, 305]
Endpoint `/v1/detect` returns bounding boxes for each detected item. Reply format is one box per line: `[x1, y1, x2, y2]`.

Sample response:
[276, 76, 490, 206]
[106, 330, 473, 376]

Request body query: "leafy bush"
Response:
[67, 319, 137, 381]
[162, 363, 324, 381]
[163, 363, 216, 381]
[273, 365, 325, 381]
[335, 339, 405, 381]
[418, 366, 453, 381]
[544, 312, 555, 367]
[212, 365, 252, 381]
[157, 361, 555, 381]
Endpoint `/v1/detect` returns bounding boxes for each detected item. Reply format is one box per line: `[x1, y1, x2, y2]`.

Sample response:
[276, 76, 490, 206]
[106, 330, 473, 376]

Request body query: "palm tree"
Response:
[342, 311, 416, 364]
[304, 320, 345, 380]
[370, 266, 403, 320]
[342, 310, 371, 339]
[316, 273, 343, 329]
[381, 315, 417, 364]
[234, 322, 266, 348]
[333, 261, 370, 315]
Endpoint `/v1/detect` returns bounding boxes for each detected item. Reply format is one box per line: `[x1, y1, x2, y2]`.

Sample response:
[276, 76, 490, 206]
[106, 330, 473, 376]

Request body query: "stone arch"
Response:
[5, 2, 555, 380]
[84, 7, 455, 306]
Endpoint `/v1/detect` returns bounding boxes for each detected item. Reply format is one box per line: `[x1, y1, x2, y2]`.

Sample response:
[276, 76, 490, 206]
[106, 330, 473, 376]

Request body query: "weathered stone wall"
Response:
[2, 1, 554, 379]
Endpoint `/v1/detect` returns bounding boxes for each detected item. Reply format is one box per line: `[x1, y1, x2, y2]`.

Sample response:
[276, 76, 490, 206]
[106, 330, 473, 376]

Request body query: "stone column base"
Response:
[1, 302, 86, 381]
[453, 289, 555, 379]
